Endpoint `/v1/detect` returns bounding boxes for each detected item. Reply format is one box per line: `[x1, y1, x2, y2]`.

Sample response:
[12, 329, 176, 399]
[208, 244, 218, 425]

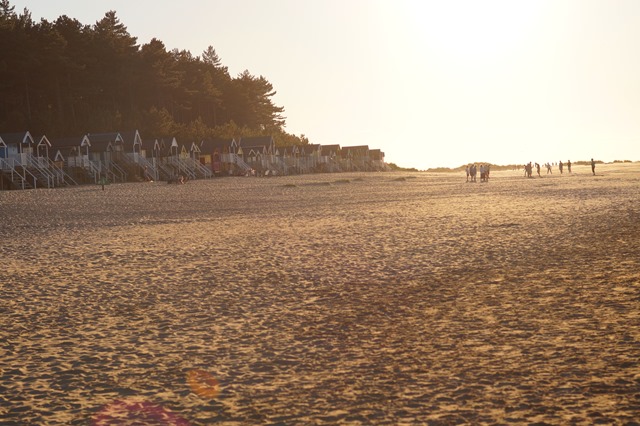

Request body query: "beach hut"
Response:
[186, 141, 213, 178]
[230, 138, 254, 175]
[85, 132, 122, 160]
[238, 136, 276, 174]
[369, 149, 387, 171]
[35, 135, 52, 160]
[52, 149, 66, 169]
[84, 132, 128, 182]
[49, 136, 83, 168]
[0, 131, 35, 164]
[189, 141, 201, 161]
[319, 144, 342, 172]
[230, 138, 240, 155]
[48, 133, 124, 183]
[151, 138, 167, 160]
[275, 143, 320, 175]
[275, 145, 292, 175]
[120, 130, 144, 156]
[147, 138, 176, 181]
[301, 143, 321, 173]
[0, 136, 8, 189]
[0, 132, 41, 189]
[157, 137, 197, 180]
[0, 135, 6, 159]
[31, 135, 79, 186]
[179, 144, 189, 160]
[200, 137, 235, 176]
[168, 137, 179, 157]
[0, 131, 76, 189]
[48, 135, 99, 183]
[118, 130, 158, 181]
[340, 145, 370, 171]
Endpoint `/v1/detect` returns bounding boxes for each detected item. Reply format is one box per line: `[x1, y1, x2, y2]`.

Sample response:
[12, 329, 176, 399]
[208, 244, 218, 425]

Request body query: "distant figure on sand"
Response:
[567, 160, 572, 173]
[524, 162, 533, 178]
[480, 164, 489, 182]
[535, 163, 541, 177]
[546, 162, 552, 174]
[591, 158, 596, 175]
[559, 161, 564, 174]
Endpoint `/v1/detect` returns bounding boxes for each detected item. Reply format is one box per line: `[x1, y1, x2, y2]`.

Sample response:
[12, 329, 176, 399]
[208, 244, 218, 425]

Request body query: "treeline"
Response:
[0, 0, 308, 146]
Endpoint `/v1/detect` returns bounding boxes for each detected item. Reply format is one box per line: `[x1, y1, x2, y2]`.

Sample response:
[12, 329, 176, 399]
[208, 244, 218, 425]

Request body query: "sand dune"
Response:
[1, 163, 639, 425]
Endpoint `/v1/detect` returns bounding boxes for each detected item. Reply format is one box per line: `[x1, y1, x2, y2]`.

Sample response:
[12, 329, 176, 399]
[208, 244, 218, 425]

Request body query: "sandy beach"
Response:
[1, 163, 639, 425]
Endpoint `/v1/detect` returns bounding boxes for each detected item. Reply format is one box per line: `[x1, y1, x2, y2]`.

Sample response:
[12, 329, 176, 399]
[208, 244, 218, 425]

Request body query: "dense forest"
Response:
[0, 0, 308, 147]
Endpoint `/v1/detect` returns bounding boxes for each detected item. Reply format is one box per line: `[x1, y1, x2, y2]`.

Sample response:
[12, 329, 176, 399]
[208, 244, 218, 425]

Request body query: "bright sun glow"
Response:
[400, 1, 544, 64]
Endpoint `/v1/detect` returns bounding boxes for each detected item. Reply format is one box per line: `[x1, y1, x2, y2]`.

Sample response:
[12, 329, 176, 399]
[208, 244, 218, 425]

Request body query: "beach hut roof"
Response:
[48, 136, 84, 149]
[300, 144, 320, 155]
[36, 135, 52, 148]
[87, 132, 123, 143]
[246, 147, 265, 157]
[341, 145, 369, 152]
[31, 135, 52, 157]
[275, 146, 289, 156]
[200, 137, 235, 151]
[152, 138, 165, 150]
[80, 135, 91, 147]
[239, 136, 274, 153]
[119, 130, 143, 149]
[49, 144, 80, 160]
[320, 144, 341, 156]
[53, 150, 66, 162]
[151, 138, 178, 155]
[169, 137, 179, 148]
[86, 132, 123, 152]
[189, 141, 201, 153]
[341, 145, 369, 158]
[0, 131, 35, 146]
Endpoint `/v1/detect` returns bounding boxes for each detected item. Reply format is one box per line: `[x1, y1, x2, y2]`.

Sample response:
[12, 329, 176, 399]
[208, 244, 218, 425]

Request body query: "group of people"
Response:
[557, 160, 571, 174]
[465, 164, 491, 182]
[523, 158, 597, 177]
[468, 158, 597, 182]
[523, 162, 539, 178]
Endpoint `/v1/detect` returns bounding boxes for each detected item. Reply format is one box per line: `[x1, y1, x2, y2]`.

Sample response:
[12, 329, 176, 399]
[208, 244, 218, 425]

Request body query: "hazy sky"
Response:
[11, 0, 640, 169]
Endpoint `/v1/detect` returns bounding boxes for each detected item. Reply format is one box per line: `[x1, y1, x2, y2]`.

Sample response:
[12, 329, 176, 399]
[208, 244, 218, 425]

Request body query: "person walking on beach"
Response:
[559, 161, 563, 174]
[535, 162, 541, 177]
[567, 160, 572, 173]
[591, 158, 596, 175]
[546, 163, 552, 174]
[526, 162, 533, 178]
